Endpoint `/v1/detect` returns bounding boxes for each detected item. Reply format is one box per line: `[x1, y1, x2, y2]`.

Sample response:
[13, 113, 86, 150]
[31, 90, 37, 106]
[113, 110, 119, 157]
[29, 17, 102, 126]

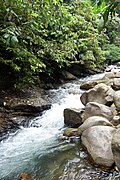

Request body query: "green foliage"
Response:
[103, 44, 120, 63]
[102, 16, 120, 64]
[0, 0, 109, 86]
[92, 0, 120, 30]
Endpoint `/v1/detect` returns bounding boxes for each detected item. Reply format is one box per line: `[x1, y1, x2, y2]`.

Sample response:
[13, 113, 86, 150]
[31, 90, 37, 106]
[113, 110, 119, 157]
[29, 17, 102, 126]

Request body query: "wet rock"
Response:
[64, 108, 84, 127]
[63, 128, 78, 137]
[113, 90, 120, 111]
[81, 126, 115, 167]
[0, 116, 19, 137]
[83, 102, 114, 122]
[0, 86, 51, 114]
[12, 104, 51, 113]
[78, 116, 113, 136]
[80, 83, 114, 106]
[112, 128, 120, 170]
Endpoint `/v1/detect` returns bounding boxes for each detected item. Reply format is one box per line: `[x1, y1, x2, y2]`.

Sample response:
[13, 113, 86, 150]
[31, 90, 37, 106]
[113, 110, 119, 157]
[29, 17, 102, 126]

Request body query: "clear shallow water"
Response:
[0, 73, 120, 180]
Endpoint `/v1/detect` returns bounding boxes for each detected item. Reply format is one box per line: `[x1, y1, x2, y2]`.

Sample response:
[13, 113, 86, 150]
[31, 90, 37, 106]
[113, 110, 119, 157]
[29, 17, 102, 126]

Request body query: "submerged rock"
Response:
[81, 126, 115, 167]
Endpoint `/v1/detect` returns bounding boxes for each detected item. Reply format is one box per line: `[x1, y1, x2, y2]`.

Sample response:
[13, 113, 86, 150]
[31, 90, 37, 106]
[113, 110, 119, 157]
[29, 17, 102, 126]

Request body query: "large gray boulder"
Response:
[78, 116, 113, 136]
[81, 126, 115, 167]
[64, 108, 84, 127]
[112, 128, 120, 170]
[80, 83, 114, 106]
[113, 90, 120, 111]
[83, 102, 114, 122]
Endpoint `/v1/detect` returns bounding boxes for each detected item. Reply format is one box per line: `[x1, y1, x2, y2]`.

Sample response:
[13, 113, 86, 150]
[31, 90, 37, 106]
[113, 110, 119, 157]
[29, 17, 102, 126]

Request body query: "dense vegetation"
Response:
[0, 0, 120, 87]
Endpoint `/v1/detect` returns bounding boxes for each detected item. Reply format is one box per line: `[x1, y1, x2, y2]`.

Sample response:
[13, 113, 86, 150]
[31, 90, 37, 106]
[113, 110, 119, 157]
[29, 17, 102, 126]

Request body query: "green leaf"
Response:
[10, 35, 18, 46]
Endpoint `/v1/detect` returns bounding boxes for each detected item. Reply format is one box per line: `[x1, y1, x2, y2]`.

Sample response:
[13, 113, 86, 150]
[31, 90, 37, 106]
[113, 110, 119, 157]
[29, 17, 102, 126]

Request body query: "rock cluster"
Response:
[63, 64, 120, 170]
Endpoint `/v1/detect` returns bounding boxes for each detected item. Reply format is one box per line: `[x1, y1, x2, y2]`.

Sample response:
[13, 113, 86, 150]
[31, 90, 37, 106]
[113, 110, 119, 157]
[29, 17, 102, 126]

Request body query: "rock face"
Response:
[0, 86, 51, 137]
[80, 83, 114, 106]
[112, 128, 120, 170]
[81, 126, 115, 167]
[78, 116, 113, 136]
[0, 116, 19, 138]
[0, 87, 51, 115]
[113, 90, 120, 111]
[83, 102, 114, 121]
[64, 108, 84, 127]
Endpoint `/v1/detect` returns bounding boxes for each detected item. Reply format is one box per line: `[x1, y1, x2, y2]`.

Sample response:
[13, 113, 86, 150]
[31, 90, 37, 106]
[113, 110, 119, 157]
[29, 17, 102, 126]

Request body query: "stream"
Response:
[0, 73, 120, 180]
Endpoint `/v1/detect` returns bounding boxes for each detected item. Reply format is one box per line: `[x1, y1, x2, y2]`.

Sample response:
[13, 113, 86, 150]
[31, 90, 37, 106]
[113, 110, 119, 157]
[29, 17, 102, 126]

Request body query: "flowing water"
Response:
[0, 73, 120, 180]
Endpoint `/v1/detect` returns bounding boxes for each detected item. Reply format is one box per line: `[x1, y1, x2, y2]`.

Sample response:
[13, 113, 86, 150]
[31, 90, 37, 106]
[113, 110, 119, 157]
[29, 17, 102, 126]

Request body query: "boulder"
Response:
[112, 128, 120, 170]
[105, 72, 120, 79]
[113, 90, 120, 111]
[61, 70, 77, 80]
[64, 108, 84, 127]
[78, 116, 113, 136]
[81, 126, 115, 167]
[112, 78, 120, 90]
[80, 80, 98, 90]
[80, 83, 114, 106]
[83, 102, 114, 121]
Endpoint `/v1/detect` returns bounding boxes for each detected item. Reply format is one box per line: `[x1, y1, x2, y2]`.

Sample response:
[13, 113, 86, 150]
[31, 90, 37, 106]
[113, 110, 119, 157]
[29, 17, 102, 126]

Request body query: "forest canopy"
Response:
[0, 0, 120, 86]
